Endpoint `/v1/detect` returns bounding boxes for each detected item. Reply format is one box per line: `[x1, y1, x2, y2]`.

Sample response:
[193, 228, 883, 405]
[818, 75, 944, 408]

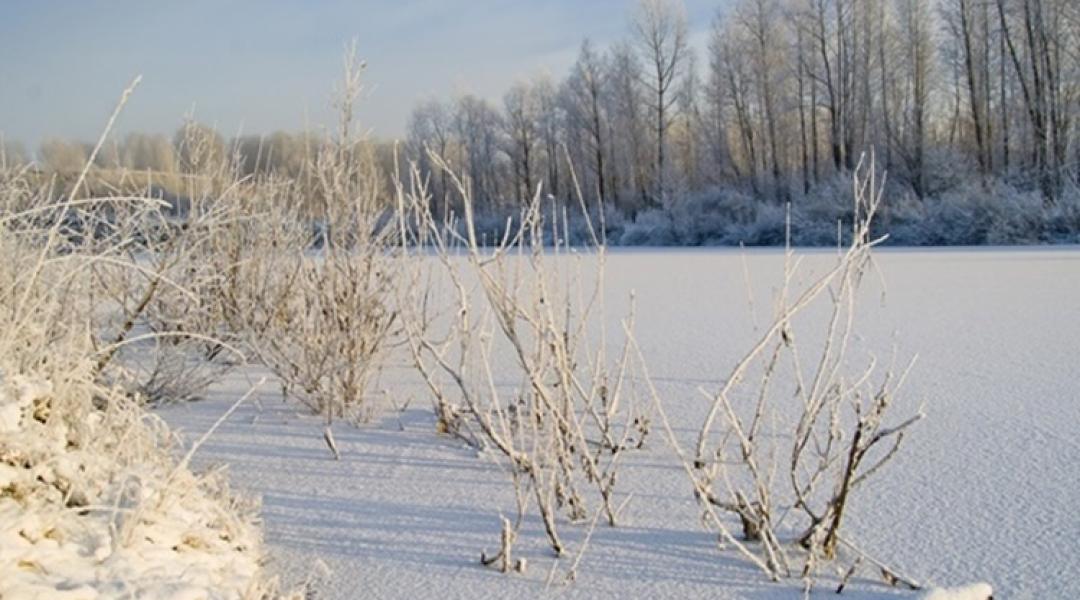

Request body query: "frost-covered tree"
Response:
[454, 95, 504, 209]
[502, 81, 540, 205]
[407, 98, 455, 214]
[566, 39, 612, 208]
[633, 0, 689, 205]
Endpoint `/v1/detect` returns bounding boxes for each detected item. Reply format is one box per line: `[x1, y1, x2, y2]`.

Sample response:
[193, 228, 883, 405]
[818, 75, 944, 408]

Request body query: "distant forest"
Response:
[6, 0, 1079, 246]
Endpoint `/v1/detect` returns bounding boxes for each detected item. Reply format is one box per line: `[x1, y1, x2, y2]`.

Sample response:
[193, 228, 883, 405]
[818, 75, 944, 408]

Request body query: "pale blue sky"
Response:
[1, 1, 721, 148]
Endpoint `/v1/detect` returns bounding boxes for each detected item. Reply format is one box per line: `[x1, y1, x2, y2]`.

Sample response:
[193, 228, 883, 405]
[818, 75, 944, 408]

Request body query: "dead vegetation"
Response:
[641, 157, 925, 593]
[0, 79, 293, 597]
[397, 151, 651, 579]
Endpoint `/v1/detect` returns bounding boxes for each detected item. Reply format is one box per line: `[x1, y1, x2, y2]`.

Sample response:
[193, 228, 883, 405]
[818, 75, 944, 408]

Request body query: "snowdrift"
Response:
[0, 366, 283, 599]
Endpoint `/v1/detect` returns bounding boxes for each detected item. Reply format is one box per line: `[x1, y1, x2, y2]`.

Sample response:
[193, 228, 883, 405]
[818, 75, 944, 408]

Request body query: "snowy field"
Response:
[159, 247, 1080, 599]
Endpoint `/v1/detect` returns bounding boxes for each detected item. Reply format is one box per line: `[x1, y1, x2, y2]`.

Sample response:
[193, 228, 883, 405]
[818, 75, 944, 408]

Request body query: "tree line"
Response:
[7, 0, 1078, 245]
[9, 125, 316, 179]
[402, 0, 1079, 243]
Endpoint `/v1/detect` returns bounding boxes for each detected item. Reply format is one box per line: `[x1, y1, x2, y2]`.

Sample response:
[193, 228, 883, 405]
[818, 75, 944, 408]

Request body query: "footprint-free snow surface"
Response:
[159, 248, 1080, 599]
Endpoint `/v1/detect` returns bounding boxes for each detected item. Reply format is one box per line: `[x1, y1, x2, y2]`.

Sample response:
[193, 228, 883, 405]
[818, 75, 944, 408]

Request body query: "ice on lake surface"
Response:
[160, 247, 1080, 599]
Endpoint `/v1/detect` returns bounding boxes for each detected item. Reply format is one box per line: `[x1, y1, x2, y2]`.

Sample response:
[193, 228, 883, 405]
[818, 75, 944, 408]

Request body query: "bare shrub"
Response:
[645, 157, 925, 591]
[207, 47, 400, 431]
[87, 177, 243, 404]
[397, 153, 650, 579]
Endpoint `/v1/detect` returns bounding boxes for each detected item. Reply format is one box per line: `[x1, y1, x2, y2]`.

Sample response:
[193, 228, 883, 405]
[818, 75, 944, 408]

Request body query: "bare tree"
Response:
[892, 0, 934, 198]
[945, 0, 994, 174]
[701, 31, 736, 186]
[710, 15, 761, 192]
[567, 39, 612, 208]
[407, 98, 455, 216]
[733, 0, 788, 201]
[633, 0, 689, 205]
[455, 95, 505, 210]
[534, 75, 566, 202]
[609, 41, 652, 213]
[674, 50, 706, 192]
[792, 3, 815, 194]
[503, 81, 540, 206]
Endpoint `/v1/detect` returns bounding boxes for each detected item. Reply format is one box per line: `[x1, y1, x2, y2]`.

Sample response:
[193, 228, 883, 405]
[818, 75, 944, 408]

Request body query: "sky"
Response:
[0, 0, 721, 149]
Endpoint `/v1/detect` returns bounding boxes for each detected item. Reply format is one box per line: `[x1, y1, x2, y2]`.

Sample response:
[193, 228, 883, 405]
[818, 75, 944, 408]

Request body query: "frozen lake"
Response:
[160, 247, 1080, 599]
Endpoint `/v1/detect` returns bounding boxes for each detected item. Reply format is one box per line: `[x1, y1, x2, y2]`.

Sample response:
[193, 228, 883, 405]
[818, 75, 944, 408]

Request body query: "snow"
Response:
[0, 371, 276, 599]
[158, 247, 1080, 599]
[921, 582, 993, 600]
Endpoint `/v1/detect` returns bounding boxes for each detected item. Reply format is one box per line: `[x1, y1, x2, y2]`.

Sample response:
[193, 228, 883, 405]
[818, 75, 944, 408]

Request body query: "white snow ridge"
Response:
[921, 582, 993, 600]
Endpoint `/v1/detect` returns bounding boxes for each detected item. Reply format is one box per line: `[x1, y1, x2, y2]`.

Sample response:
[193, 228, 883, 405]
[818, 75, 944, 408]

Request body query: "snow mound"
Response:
[0, 370, 285, 599]
[921, 582, 994, 600]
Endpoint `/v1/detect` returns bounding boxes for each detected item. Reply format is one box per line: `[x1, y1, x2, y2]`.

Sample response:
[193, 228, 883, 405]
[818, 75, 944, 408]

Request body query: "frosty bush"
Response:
[204, 48, 400, 435]
[399, 155, 650, 579]
[618, 206, 677, 245]
[888, 180, 1047, 246]
[647, 158, 925, 593]
[1044, 185, 1080, 243]
[670, 188, 757, 245]
[90, 179, 243, 405]
[0, 102, 292, 596]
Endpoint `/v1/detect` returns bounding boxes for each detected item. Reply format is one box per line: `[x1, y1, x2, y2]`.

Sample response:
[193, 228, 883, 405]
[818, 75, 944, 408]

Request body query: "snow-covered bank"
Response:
[0, 368, 285, 599]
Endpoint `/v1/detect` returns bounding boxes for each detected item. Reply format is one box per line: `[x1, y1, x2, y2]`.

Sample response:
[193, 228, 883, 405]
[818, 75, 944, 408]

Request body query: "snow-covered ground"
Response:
[159, 247, 1080, 599]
